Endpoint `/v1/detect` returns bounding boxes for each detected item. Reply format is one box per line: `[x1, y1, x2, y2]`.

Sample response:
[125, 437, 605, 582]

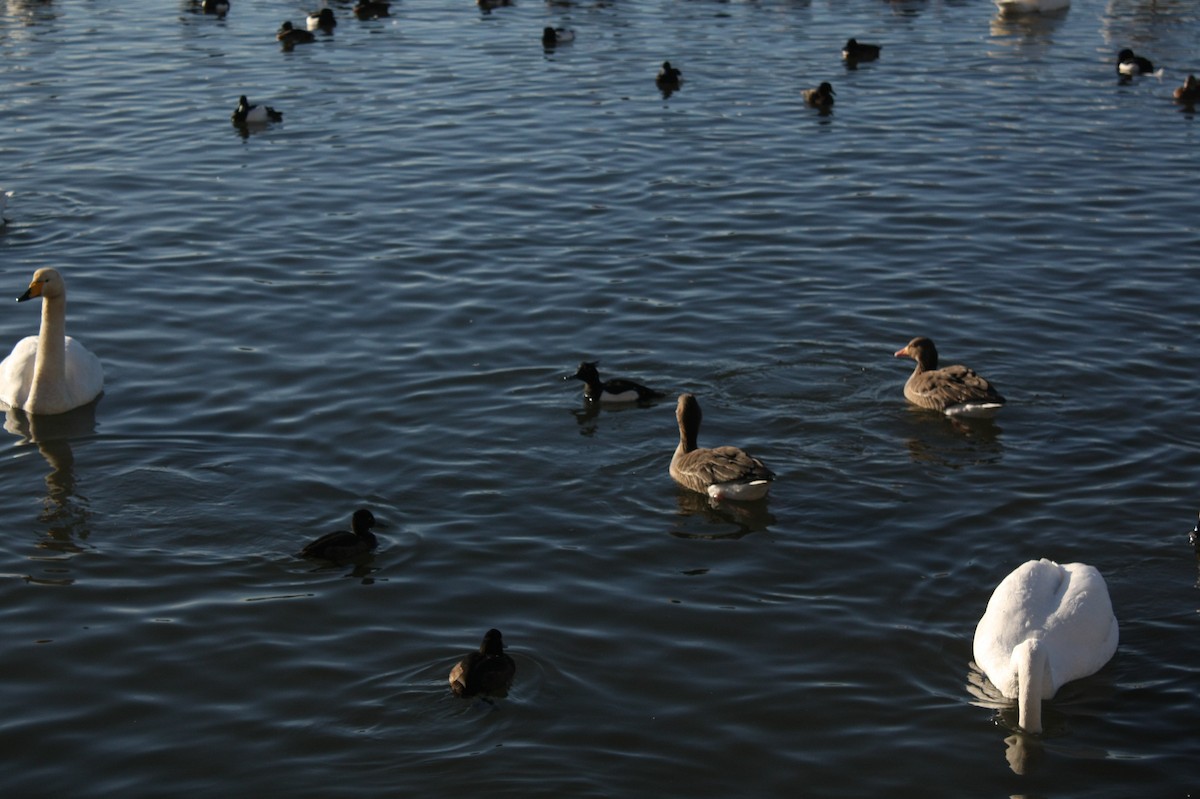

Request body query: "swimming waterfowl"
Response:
[1116, 48, 1157, 76]
[1174, 74, 1200, 105]
[973, 559, 1118, 734]
[893, 337, 1005, 417]
[656, 61, 683, 92]
[353, 0, 390, 19]
[300, 508, 379, 561]
[277, 20, 316, 46]
[231, 95, 283, 125]
[0, 268, 104, 415]
[201, 0, 230, 15]
[994, 0, 1069, 14]
[449, 629, 517, 697]
[802, 82, 835, 109]
[567, 361, 664, 404]
[542, 26, 575, 46]
[669, 393, 774, 502]
[307, 8, 336, 31]
[842, 38, 881, 62]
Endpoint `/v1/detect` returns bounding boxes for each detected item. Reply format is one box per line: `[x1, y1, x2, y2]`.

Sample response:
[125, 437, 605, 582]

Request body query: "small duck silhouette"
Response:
[231, 95, 283, 125]
[1116, 48, 1158, 77]
[299, 508, 380, 562]
[802, 82, 835, 109]
[1174, 74, 1199, 106]
[842, 38, 881, 63]
[278, 20, 316, 46]
[353, 0, 390, 19]
[656, 61, 683, 94]
[307, 8, 336, 32]
[449, 629, 517, 698]
[542, 26, 575, 47]
[567, 360, 665, 404]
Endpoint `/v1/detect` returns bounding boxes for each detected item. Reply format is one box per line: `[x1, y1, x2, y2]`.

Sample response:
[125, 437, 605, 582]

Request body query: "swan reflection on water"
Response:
[965, 656, 1118, 775]
[4, 402, 100, 557]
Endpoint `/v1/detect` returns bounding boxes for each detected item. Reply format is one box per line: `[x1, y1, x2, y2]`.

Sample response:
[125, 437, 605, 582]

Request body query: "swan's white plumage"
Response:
[0, 268, 104, 415]
[973, 559, 1118, 734]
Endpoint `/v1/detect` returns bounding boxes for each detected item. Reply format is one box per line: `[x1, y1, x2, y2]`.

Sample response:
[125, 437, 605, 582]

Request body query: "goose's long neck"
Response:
[30, 294, 67, 400]
[678, 416, 698, 454]
[1014, 638, 1046, 734]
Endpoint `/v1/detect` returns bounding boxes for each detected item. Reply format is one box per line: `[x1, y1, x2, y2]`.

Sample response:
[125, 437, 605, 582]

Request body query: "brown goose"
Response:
[449, 629, 516, 698]
[669, 393, 774, 501]
[894, 337, 1005, 417]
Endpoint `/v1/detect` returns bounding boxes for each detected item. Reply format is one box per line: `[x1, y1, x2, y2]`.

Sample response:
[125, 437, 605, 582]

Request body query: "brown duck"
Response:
[1174, 75, 1200, 106]
[449, 629, 516, 698]
[894, 337, 1005, 417]
[669, 393, 774, 501]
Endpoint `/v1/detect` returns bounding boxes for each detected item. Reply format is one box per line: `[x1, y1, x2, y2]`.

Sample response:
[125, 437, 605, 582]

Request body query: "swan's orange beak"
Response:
[17, 275, 45, 302]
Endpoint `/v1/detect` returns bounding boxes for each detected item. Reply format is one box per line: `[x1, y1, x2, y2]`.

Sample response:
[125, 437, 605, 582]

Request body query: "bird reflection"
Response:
[669, 489, 774, 539]
[965, 657, 1116, 774]
[5, 0, 57, 27]
[1003, 732, 1043, 775]
[989, 4, 1069, 52]
[1190, 514, 1200, 587]
[4, 402, 98, 551]
[885, 0, 926, 19]
[568, 400, 654, 437]
[965, 661, 1043, 773]
[902, 409, 1004, 468]
[307, 560, 379, 585]
[569, 401, 601, 436]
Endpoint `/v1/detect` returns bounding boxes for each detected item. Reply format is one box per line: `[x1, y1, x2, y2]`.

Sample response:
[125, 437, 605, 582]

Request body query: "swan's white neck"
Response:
[1014, 638, 1047, 734]
[28, 293, 68, 411]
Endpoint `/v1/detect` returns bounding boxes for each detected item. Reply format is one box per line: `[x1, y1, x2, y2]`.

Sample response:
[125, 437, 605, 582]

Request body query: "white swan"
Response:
[973, 558, 1118, 734]
[0, 268, 104, 415]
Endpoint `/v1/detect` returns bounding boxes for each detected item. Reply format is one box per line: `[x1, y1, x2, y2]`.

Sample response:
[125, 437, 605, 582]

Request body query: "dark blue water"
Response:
[0, 0, 1197, 795]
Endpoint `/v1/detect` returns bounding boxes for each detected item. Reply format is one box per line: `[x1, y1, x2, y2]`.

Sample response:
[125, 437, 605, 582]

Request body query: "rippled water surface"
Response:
[1, 0, 1198, 795]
